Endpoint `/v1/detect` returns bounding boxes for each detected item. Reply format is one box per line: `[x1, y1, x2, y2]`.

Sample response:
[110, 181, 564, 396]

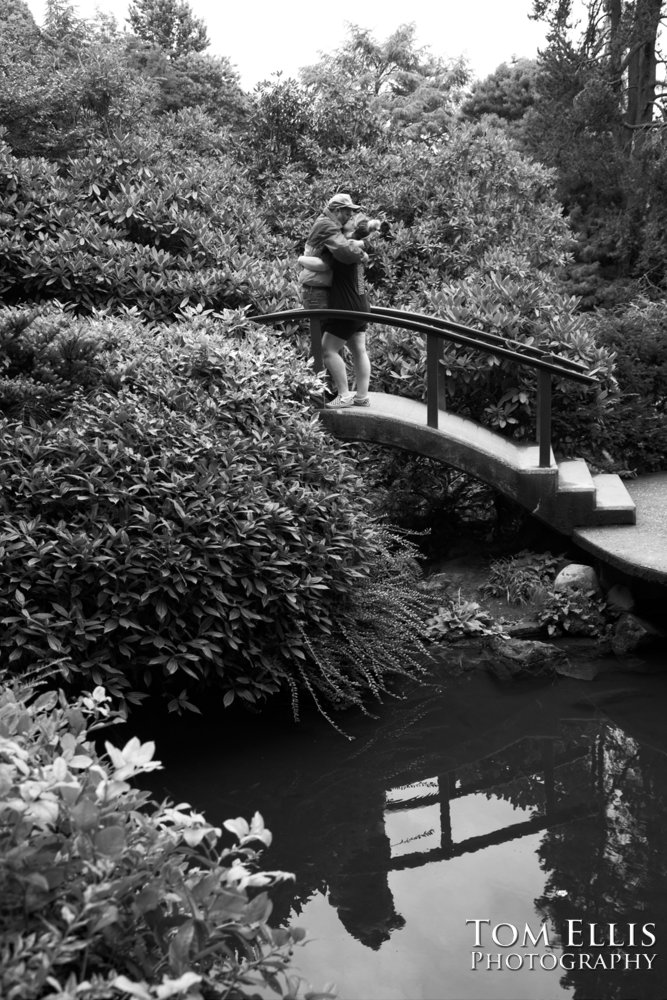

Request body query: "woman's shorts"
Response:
[323, 319, 367, 342]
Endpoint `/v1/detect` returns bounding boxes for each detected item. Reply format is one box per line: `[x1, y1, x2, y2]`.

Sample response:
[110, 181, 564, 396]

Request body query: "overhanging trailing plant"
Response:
[300, 526, 438, 734]
[0, 671, 331, 1000]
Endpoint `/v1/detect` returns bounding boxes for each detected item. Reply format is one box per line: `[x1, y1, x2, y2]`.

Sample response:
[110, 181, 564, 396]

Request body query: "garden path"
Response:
[574, 472, 667, 584]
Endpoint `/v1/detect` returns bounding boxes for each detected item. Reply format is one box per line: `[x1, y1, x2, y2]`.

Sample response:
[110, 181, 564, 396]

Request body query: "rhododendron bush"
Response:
[0, 672, 335, 1000]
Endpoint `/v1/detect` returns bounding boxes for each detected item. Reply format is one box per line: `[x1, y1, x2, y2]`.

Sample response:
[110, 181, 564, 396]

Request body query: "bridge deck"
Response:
[320, 392, 667, 586]
[574, 473, 667, 584]
[319, 391, 556, 491]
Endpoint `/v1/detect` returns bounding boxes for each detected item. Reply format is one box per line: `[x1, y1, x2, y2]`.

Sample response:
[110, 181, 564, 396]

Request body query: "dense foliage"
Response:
[0, 1, 665, 721]
[3, 6, 665, 995]
[478, 0, 667, 302]
[583, 296, 667, 471]
[0, 671, 329, 1000]
[0, 127, 292, 321]
[0, 308, 432, 718]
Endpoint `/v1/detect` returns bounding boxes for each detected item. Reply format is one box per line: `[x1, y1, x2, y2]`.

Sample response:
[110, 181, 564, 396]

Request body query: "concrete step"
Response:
[555, 459, 596, 525]
[556, 458, 636, 527]
[557, 458, 595, 495]
[590, 473, 637, 525]
[555, 461, 636, 527]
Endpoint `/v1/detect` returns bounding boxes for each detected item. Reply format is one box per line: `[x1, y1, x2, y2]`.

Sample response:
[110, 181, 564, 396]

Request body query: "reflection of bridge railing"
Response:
[383, 741, 597, 872]
[252, 306, 598, 469]
[389, 802, 595, 870]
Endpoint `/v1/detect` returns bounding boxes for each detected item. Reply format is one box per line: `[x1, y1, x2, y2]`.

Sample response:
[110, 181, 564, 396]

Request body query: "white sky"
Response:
[24, 0, 551, 88]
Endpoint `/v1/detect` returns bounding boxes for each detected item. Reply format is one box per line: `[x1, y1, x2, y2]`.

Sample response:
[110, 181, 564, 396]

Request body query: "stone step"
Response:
[555, 461, 636, 527]
[556, 458, 595, 495]
[590, 473, 637, 525]
[555, 459, 596, 525]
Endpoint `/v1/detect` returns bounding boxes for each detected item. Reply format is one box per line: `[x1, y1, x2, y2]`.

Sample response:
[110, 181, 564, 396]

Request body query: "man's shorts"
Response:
[301, 286, 329, 310]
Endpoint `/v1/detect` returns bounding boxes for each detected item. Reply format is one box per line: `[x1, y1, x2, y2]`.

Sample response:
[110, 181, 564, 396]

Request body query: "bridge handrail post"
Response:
[536, 369, 552, 468]
[426, 333, 442, 428]
[309, 316, 323, 371]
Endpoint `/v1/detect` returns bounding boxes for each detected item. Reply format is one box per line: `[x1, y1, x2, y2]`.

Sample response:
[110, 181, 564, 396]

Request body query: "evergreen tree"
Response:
[127, 0, 209, 58]
[460, 58, 540, 124]
[301, 23, 470, 142]
[0, 0, 41, 53]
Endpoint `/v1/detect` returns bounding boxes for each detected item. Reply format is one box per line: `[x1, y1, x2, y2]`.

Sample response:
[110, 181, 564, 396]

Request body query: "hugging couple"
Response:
[298, 193, 382, 409]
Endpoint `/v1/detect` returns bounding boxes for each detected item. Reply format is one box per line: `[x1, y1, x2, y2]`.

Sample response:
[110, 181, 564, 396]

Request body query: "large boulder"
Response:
[611, 612, 664, 656]
[554, 563, 601, 594]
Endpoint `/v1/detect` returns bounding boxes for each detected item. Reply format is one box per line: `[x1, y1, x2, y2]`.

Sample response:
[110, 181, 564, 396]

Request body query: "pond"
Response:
[143, 651, 667, 1000]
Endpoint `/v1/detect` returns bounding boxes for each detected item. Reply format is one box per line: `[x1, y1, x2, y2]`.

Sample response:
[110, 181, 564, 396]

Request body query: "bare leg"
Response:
[322, 332, 352, 396]
[347, 331, 371, 397]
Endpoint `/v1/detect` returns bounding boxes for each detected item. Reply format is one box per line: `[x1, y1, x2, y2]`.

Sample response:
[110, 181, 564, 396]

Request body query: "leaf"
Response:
[168, 919, 196, 975]
[134, 886, 162, 914]
[245, 891, 272, 924]
[94, 825, 126, 857]
[111, 977, 152, 1000]
[71, 798, 100, 831]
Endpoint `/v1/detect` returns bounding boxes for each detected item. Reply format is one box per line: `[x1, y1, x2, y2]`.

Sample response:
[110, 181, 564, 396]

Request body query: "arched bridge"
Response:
[253, 305, 636, 538]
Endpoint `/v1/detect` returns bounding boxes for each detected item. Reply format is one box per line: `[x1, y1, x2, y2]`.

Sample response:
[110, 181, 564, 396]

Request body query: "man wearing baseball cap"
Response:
[299, 193, 372, 408]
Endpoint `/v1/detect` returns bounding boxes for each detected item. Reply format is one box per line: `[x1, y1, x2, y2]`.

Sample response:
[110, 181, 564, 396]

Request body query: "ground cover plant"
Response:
[480, 550, 561, 605]
[0, 669, 332, 1000]
[535, 588, 610, 638]
[424, 593, 507, 641]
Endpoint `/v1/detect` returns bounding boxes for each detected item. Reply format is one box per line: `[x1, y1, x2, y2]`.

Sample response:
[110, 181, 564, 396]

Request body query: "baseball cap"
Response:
[327, 193, 361, 210]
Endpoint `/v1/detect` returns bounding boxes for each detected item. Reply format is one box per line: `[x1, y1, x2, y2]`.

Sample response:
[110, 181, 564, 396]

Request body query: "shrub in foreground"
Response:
[0, 672, 332, 1000]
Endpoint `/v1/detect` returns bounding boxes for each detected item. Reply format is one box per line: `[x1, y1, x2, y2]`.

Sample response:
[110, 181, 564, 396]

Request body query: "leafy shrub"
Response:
[0, 311, 433, 717]
[347, 443, 500, 556]
[255, 121, 572, 289]
[424, 593, 507, 641]
[582, 297, 667, 473]
[0, 17, 158, 159]
[0, 306, 110, 420]
[535, 588, 609, 638]
[366, 259, 617, 456]
[480, 550, 561, 605]
[0, 126, 299, 321]
[0, 671, 328, 1000]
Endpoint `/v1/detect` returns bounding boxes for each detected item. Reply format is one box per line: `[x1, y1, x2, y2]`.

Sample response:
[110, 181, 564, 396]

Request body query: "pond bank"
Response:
[421, 546, 667, 681]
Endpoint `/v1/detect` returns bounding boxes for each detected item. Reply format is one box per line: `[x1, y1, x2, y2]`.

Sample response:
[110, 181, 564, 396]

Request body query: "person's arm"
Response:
[322, 228, 368, 263]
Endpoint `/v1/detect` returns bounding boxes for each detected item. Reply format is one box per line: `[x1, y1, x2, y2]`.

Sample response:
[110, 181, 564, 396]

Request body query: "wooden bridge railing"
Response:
[252, 306, 598, 469]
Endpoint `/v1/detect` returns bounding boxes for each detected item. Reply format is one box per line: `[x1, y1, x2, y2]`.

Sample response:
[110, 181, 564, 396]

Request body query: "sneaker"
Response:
[325, 393, 355, 409]
[353, 396, 370, 407]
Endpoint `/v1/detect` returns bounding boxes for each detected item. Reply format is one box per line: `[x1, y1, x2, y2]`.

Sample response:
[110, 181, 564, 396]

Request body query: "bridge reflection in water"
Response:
[145, 668, 667, 999]
[384, 739, 594, 871]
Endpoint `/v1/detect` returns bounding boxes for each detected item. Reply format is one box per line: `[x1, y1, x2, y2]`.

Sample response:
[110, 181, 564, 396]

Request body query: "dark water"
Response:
[142, 652, 667, 1000]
